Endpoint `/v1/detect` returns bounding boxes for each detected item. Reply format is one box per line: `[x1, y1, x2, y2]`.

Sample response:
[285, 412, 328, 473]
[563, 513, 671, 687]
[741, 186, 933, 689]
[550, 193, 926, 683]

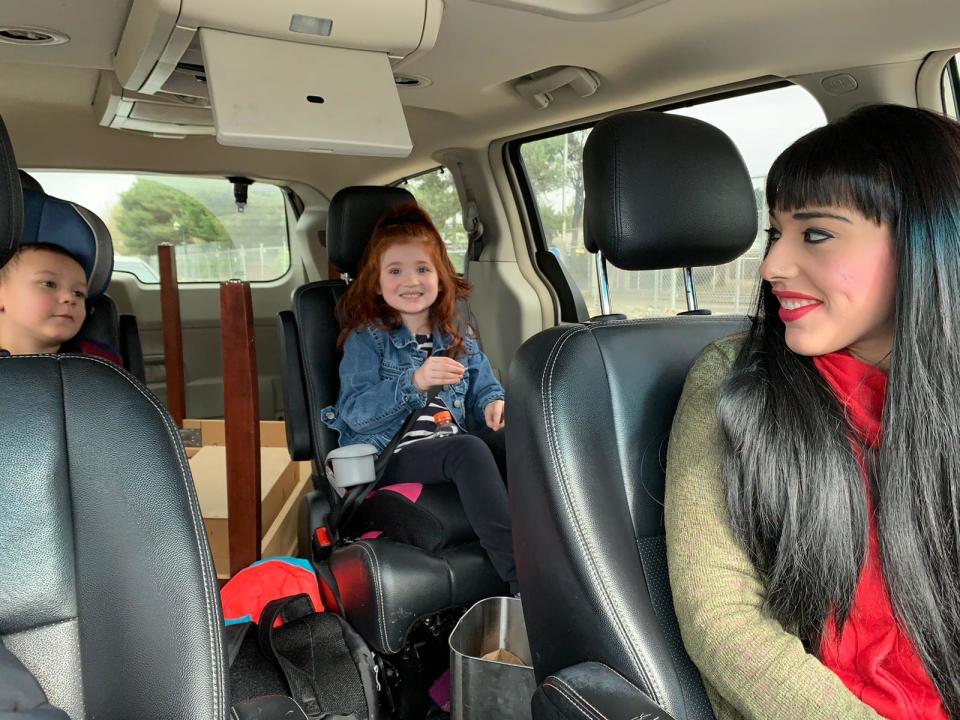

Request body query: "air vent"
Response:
[394, 73, 431, 88]
[0, 26, 69, 46]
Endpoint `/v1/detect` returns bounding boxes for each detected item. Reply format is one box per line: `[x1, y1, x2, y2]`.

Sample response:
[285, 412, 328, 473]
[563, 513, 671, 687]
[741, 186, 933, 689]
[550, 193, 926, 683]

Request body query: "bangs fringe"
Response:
[766, 122, 896, 226]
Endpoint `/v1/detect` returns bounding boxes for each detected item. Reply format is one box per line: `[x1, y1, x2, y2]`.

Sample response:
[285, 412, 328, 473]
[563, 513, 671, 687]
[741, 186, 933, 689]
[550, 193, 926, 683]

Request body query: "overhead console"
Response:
[98, 0, 443, 155]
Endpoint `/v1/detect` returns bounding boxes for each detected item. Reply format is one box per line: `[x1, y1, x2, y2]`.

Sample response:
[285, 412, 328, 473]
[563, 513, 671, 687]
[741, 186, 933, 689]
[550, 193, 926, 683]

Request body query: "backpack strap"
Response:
[258, 595, 361, 720]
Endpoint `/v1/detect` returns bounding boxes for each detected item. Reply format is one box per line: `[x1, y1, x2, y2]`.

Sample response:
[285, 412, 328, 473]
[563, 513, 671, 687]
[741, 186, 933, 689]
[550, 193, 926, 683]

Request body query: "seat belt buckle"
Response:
[312, 525, 336, 562]
[315, 526, 333, 547]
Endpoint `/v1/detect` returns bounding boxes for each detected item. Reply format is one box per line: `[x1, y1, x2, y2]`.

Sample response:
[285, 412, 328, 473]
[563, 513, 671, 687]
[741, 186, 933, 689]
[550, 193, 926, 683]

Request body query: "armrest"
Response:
[231, 695, 308, 720]
[532, 662, 678, 720]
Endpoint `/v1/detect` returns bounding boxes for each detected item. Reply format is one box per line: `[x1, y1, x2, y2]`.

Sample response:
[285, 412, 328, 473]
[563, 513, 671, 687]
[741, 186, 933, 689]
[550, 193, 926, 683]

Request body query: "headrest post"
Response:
[682, 267, 699, 312]
[595, 251, 612, 315]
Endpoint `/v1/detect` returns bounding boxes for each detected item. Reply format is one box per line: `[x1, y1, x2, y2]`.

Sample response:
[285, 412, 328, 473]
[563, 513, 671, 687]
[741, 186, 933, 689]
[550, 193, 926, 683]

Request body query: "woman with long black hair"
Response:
[666, 104, 960, 720]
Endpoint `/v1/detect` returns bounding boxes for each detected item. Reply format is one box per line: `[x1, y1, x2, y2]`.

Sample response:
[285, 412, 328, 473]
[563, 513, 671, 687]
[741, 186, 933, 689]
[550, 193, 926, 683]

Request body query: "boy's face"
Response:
[0, 248, 88, 352]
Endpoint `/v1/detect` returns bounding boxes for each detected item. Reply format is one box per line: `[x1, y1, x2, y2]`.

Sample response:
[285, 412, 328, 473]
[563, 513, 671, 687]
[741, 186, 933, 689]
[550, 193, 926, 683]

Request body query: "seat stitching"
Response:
[7, 354, 227, 719]
[552, 676, 613, 720]
[542, 681, 602, 720]
[538, 329, 666, 704]
[355, 541, 392, 653]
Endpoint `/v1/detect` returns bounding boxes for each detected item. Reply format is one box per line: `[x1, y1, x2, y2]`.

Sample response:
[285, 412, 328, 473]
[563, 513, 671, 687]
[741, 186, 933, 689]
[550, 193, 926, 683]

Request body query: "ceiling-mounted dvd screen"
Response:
[200, 28, 413, 157]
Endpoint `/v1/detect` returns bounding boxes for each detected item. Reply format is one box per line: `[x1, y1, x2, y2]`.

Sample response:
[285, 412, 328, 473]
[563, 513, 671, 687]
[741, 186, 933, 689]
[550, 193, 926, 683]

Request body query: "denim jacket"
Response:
[321, 323, 505, 451]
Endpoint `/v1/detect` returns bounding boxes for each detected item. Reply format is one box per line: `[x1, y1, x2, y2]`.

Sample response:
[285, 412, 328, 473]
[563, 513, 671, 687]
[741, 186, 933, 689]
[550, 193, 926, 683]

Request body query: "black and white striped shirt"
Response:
[395, 334, 460, 453]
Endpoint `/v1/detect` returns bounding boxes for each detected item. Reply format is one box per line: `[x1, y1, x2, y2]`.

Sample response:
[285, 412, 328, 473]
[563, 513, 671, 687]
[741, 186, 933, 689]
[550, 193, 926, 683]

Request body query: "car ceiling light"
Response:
[289, 14, 333, 37]
[0, 26, 69, 46]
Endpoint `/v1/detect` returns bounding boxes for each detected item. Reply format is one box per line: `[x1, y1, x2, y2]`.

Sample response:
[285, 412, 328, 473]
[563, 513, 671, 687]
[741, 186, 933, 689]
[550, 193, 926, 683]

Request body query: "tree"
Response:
[519, 129, 588, 250]
[113, 179, 232, 256]
[403, 169, 467, 242]
[161, 177, 288, 250]
[403, 169, 470, 271]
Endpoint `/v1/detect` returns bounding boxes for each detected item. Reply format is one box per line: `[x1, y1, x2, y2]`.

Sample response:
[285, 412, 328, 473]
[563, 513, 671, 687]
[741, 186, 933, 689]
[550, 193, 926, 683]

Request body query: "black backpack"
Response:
[226, 595, 380, 720]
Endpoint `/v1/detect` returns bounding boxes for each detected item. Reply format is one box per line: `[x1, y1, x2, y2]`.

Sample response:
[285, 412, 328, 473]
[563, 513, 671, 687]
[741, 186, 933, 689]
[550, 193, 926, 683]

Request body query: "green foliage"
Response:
[403, 168, 469, 272]
[404, 170, 462, 233]
[113, 179, 232, 256]
[160, 177, 288, 250]
[519, 129, 588, 253]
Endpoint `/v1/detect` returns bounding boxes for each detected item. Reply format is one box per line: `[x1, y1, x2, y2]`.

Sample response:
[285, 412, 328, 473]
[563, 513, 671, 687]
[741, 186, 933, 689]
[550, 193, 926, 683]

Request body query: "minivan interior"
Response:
[1, 0, 959, 718]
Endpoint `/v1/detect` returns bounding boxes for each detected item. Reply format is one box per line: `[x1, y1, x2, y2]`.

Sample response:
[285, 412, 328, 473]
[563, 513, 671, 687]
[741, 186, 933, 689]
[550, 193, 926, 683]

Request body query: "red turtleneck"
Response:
[813, 351, 946, 720]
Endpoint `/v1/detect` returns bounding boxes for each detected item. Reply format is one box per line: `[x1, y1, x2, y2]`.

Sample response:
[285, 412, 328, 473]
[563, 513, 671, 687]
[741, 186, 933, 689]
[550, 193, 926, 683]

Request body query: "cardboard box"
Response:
[185, 419, 311, 578]
[182, 419, 289, 449]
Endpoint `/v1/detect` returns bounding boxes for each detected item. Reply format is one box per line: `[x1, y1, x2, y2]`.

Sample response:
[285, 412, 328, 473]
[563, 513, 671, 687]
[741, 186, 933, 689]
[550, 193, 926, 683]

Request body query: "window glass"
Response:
[399, 167, 468, 273]
[519, 85, 827, 317]
[27, 172, 290, 283]
[942, 53, 960, 119]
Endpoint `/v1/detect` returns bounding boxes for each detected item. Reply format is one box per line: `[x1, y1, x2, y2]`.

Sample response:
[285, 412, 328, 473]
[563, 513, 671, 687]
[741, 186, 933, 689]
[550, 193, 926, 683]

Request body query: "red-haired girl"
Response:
[322, 202, 517, 594]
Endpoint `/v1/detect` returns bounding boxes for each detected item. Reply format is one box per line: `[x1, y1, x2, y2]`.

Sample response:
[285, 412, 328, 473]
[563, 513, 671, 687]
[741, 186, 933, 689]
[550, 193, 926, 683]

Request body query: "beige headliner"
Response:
[2, 0, 960, 196]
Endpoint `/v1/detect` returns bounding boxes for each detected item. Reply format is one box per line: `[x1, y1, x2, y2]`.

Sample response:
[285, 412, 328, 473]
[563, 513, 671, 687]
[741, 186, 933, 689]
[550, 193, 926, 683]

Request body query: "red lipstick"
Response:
[773, 290, 823, 323]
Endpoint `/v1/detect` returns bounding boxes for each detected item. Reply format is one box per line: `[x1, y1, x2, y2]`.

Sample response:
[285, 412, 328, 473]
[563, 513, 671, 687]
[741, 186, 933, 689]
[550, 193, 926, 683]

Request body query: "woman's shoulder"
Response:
[688, 332, 747, 382]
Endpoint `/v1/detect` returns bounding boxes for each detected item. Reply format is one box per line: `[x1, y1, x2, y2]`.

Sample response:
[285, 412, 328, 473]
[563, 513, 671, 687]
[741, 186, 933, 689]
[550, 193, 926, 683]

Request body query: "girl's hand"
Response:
[413, 356, 465, 391]
[484, 400, 505, 431]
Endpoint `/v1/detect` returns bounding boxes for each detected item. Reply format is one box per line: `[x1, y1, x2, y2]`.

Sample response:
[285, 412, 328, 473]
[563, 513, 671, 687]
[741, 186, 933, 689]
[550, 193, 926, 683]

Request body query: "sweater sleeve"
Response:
[664, 338, 883, 720]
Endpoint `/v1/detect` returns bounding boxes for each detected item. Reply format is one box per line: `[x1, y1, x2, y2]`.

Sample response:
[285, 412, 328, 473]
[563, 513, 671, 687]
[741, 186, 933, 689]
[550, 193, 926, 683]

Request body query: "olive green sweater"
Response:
[664, 336, 882, 720]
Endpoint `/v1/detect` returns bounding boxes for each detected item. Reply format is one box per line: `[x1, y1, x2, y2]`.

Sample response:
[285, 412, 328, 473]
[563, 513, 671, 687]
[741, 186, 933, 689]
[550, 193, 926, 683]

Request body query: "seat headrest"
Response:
[0, 116, 22, 269]
[583, 111, 757, 270]
[326, 186, 415, 275]
[21, 188, 114, 297]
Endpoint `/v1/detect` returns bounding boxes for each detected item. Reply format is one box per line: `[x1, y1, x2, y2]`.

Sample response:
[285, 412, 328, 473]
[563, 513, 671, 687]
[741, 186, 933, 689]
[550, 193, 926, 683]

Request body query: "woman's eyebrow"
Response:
[791, 210, 852, 223]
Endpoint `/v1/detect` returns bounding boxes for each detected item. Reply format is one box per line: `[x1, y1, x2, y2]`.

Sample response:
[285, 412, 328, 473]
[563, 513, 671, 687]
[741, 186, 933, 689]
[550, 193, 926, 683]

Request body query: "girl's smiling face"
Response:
[759, 206, 898, 367]
[377, 240, 440, 331]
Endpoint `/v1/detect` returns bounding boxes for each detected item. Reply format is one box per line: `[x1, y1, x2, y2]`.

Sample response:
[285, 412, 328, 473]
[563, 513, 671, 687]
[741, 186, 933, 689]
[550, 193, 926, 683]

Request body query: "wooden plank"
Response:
[157, 243, 186, 427]
[220, 280, 261, 577]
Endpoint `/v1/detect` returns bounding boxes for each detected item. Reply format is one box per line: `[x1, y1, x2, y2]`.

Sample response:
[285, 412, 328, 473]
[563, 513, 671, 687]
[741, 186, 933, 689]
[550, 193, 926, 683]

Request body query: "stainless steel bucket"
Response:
[449, 596, 536, 720]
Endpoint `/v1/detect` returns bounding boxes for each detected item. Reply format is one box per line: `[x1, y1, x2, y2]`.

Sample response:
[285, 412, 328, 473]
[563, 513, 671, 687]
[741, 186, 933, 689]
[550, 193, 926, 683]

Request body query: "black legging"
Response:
[384, 430, 517, 593]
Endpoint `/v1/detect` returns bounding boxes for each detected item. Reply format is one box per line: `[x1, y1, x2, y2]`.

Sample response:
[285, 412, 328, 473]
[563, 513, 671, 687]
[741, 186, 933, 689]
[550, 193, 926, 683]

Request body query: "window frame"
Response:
[25, 169, 295, 286]
[943, 55, 960, 119]
[507, 80, 791, 256]
[390, 164, 470, 273]
[507, 80, 810, 319]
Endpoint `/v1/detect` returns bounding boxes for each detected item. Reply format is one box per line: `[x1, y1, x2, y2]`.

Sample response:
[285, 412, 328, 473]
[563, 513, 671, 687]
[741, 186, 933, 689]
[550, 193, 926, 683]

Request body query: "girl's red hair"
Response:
[337, 202, 472, 357]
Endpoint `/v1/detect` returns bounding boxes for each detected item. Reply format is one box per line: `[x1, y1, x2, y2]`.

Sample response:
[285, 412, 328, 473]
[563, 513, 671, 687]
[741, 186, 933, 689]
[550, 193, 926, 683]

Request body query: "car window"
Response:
[27, 172, 290, 284]
[943, 53, 960, 119]
[518, 84, 827, 318]
[397, 167, 469, 273]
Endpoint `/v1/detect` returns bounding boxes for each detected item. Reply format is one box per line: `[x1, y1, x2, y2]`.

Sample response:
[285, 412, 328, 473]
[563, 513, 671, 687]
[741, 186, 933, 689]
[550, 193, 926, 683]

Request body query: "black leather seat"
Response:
[508, 111, 757, 720]
[0, 116, 228, 718]
[278, 186, 504, 656]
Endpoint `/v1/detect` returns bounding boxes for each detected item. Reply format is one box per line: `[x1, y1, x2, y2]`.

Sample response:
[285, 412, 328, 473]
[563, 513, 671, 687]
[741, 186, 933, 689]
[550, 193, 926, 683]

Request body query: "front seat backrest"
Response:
[508, 111, 756, 720]
[0, 115, 226, 719]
